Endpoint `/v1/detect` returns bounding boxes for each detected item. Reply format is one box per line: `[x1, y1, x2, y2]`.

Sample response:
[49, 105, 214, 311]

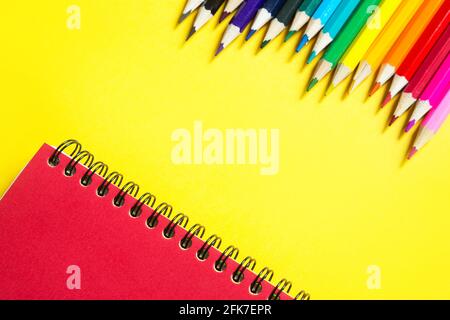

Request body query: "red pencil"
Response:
[390, 25, 450, 125]
[382, 2, 450, 107]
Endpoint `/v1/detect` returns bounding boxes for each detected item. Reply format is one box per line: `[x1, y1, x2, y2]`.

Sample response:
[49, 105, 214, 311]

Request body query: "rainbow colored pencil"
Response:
[405, 54, 450, 132]
[409, 90, 450, 159]
[391, 26, 450, 125]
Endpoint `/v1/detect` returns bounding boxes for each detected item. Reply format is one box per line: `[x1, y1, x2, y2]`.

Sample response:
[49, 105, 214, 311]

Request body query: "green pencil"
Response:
[285, 0, 322, 42]
[307, 0, 381, 92]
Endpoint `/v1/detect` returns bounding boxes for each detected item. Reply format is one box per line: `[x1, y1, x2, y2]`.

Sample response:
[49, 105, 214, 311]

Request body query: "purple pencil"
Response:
[216, 0, 265, 55]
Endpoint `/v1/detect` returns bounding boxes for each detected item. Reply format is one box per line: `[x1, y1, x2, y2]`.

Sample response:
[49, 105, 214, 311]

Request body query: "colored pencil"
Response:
[327, 0, 402, 94]
[296, 0, 343, 53]
[220, 0, 245, 22]
[391, 26, 450, 125]
[179, 0, 205, 24]
[216, 0, 265, 55]
[370, 0, 445, 96]
[307, 0, 381, 92]
[285, 0, 322, 42]
[351, 0, 424, 93]
[382, 2, 450, 107]
[187, 0, 226, 40]
[308, 0, 360, 64]
[405, 54, 450, 132]
[261, 0, 303, 48]
[408, 90, 450, 159]
[246, 0, 286, 41]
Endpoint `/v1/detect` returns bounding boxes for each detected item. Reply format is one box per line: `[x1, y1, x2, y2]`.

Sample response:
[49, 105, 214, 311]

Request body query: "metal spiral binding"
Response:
[269, 279, 292, 300]
[250, 267, 274, 295]
[215, 245, 239, 272]
[294, 290, 311, 300]
[232, 256, 256, 283]
[49, 139, 310, 300]
[180, 224, 206, 249]
[197, 234, 222, 260]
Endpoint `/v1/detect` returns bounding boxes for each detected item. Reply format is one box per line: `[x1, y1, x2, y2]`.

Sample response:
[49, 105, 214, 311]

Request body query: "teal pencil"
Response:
[285, 0, 322, 42]
[307, 0, 382, 92]
[307, 0, 361, 63]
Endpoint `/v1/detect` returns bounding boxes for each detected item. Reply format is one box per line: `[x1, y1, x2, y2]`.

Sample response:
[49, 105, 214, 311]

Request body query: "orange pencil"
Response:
[383, 4, 450, 107]
[351, 0, 424, 93]
[370, 0, 445, 96]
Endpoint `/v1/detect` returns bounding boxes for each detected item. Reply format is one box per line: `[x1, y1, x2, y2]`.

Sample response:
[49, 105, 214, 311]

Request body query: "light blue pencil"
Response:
[307, 0, 361, 63]
[296, 0, 344, 52]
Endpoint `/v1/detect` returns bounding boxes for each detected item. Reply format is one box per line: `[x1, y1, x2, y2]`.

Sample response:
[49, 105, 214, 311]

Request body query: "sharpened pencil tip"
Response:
[307, 51, 317, 64]
[388, 115, 398, 126]
[405, 120, 416, 133]
[186, 27, 196, 41]
[349, 81, 357, 94]
[325, 84, 335, 96]
[260, 40, 270, 49]
[219, 11, 229, 23]
[246, 29, 256, 41]
[215, 43, 225, 56]
[178, 12, 189, 24]
[381, 92, 392, 108]
[285, 31, 295, 42]
[369, 82, 381, 97]
[296, 35, 308, 53]
[407, 147, 418, 160]
[307, 78, 318, 92]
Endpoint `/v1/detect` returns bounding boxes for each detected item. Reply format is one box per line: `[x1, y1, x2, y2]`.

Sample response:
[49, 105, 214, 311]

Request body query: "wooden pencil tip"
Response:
[285, 31, 295, 42]
[388, 116, 398, 127]
[405, 120, 415, 133]
[369, 82, 381, 97]
[307, 78, 318, 92]
[215, 44, 224, 56]
[307, 51, 317, 64]
[246, 29, 256, 41]
[186, 27, 196, 41]
[178, 12, 189, 24]
[219, 12, 229, 23]
[325, 84, 335, 96]
[407, 147, 418, 160]
[296, 35, 308, 53]
[381, 92, 392, 108]
[348, 81, 357, 95]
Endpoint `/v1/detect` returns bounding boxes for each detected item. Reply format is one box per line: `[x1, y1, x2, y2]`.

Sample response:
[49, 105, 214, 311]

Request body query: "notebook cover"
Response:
[0, 144, 292, 300]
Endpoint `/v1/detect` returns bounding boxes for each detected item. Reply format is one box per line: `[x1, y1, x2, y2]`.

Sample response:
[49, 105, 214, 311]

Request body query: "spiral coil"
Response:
[48, 139, 310, 300]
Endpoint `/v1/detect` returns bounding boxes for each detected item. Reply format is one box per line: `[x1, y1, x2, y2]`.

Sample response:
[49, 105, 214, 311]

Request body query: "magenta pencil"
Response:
[408, 90, 450, 159]
[391, 26, 450, 125]
[405, 54, 450, 132]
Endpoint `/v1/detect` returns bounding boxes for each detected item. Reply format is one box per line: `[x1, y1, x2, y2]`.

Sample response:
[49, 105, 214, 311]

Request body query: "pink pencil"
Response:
[391, 26, 450, 125]
[405, 54, 450, 132]
[408, 90, 450, 159]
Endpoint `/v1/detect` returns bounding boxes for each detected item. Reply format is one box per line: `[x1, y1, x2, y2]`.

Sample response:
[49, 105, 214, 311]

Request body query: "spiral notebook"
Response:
[0, 140, 309, 300]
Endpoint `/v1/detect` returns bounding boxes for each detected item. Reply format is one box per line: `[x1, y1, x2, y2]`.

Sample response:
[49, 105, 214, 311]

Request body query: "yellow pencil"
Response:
[350, 0, 424, 93]
[370, 0, 445, 96]
[327, 0, 402, 94]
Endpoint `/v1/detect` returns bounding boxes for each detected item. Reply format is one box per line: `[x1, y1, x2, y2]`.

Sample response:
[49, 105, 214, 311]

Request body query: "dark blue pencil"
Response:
[246, 0, 286, 40]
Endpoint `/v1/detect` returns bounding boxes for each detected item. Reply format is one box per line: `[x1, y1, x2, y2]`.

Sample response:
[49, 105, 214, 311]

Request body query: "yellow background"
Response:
[1, 1, 449, 299]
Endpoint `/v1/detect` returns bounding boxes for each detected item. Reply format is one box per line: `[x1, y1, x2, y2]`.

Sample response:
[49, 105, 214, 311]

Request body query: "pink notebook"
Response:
[0, 140, 309, 300]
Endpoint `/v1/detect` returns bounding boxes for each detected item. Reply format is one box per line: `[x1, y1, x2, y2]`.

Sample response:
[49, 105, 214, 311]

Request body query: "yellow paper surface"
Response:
[0, 1, 449, 299]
